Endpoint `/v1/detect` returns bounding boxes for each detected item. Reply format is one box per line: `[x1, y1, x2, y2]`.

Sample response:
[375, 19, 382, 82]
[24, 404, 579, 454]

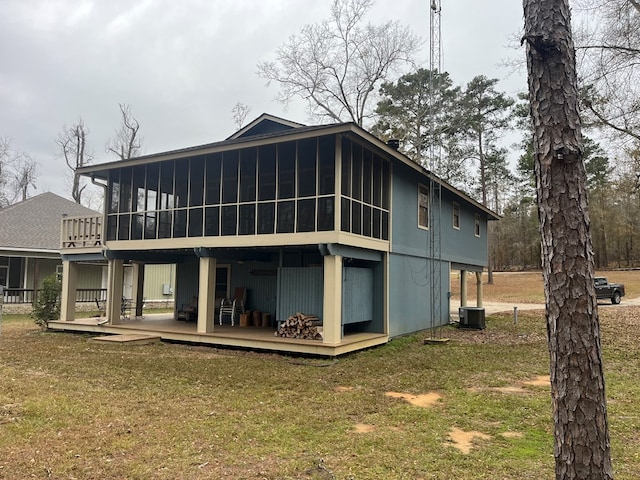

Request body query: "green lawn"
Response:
[0, 305, 637, 479]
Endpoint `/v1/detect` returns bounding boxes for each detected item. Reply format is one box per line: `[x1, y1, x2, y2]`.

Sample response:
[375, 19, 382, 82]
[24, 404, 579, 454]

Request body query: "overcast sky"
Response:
[0, 0, 526, 204]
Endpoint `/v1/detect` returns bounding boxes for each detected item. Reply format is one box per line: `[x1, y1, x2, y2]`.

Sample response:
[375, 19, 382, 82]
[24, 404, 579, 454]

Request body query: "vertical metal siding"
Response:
[342, 267, 373, 324]
[26, 259, 59, 288]
[277, 267, 324, 321]
[76, 264, 104, 289]
[143, 264, 176, 301]
[230, 261, 279, 317]
[175, 258, 199, 310]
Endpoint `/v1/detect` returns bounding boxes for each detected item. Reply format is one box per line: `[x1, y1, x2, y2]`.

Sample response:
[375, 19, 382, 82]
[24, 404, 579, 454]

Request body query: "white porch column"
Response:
[197, 256, 217, 334]
[60, 260, 78, 321]
[106, 259, 124, 325]
[476, 271, 483, 308]
[460, 270, 468, 307]
[322, 254, 343, 344]
[131, 262, 145, 317]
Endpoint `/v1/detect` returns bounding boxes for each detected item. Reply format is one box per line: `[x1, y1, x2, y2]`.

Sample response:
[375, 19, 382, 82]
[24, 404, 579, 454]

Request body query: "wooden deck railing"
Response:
[61, 215, 103, 249]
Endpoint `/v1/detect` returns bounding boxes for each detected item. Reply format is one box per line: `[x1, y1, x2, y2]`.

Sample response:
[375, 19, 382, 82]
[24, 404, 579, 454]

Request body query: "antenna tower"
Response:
[428, 0, 443, 335]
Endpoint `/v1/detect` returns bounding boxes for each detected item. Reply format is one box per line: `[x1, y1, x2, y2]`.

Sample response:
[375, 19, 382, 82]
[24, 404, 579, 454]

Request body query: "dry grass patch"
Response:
[450, 269, 640, 303]
[445, 427, 492, 454]
[353, 423, 376, 433]
[385, 391, 442, 408]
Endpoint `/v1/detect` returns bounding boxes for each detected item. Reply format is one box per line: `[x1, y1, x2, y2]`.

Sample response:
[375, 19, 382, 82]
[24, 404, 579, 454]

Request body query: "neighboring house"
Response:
[52, 114, 498, 355]
[0, 192, 104, 305]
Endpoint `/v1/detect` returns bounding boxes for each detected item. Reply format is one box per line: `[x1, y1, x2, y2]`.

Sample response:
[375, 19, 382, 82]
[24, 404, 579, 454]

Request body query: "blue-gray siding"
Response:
[388, 254, 450, 337]
[391, 161, 488, 269]
[342, 267, 373, 324]
[277, 267, 324, 322]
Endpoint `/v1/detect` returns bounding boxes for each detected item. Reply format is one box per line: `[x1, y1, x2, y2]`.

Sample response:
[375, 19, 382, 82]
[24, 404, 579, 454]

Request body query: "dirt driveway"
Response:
[451, 296, 640, 317]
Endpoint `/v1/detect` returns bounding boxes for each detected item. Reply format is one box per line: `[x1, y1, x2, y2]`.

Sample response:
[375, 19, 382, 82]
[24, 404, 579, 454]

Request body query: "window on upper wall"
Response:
[418, 184, 429, 229]
[475, 214, 481, 237]
[453, 202, 460, 229]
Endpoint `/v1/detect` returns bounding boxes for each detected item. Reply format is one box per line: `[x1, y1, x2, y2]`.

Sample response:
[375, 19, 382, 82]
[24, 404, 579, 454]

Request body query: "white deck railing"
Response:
[61, 215, 103, 249]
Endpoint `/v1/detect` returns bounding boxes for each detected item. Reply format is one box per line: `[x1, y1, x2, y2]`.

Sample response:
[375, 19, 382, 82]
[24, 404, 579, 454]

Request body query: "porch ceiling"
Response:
[104, 244, 323, 264]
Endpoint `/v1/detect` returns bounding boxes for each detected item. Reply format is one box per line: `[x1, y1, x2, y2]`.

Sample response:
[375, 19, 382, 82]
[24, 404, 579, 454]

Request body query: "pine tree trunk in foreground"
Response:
[522, 1, 613, 479]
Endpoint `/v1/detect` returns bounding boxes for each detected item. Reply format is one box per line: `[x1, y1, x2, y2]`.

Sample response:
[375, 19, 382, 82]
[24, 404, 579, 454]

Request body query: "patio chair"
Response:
[218, 287, 247, 326]
[121, 297, 132, 320]
[177, 295, 198, 322]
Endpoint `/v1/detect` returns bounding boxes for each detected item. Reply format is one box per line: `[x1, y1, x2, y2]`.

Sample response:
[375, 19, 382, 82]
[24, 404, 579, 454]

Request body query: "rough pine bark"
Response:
[522, 1, 613, 479]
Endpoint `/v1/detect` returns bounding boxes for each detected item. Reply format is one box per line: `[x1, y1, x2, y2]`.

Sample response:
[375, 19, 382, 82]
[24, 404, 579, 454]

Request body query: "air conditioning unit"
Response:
[458, 307, 485, 329]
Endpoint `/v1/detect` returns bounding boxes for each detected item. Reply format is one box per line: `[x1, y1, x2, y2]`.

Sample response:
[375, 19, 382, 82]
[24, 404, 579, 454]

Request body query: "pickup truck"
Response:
[594, 277, 625, 304]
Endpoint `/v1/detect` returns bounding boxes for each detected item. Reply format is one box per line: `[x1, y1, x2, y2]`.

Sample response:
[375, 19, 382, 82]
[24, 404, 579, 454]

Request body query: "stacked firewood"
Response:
[276, 312, 322, 340]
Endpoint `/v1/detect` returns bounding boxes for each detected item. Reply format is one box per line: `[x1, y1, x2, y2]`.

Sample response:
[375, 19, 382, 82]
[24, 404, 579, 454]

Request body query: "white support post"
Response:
[460, 270, 467, 307]
[322, 254, 343, 344]
[60, 260, 78, 322]
[198, 257, 217, 334]
[106, 259, 124, 324]
[131, 263, 145, 317]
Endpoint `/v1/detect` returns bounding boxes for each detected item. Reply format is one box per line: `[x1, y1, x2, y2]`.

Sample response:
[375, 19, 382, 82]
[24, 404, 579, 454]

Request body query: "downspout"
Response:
[91, 175, 110, 314]
[90, 175, 108, 247]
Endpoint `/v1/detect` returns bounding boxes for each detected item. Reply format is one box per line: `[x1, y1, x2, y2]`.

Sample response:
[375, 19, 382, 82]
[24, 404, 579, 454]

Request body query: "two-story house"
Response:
[50, 114, 498, 355]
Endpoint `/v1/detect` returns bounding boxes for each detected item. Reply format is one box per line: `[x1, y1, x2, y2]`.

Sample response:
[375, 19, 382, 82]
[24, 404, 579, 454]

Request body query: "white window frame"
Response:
[452, 202, 460, 230]
[418, 184, 429, 230]
[474, 213, 481, 237]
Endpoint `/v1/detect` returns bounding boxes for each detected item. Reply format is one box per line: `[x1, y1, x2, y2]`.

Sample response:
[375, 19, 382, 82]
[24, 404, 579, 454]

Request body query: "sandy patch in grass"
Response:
[500, 431, 524, 439]
[335, 386, 354, 392]
[445, 427, 491, 454]
[470, 375, 550, 395]
[491, 386, 529, 394]
[385, 391, 441, 408]
[354, 423, 376, 433]
[523, 375, 549, 387]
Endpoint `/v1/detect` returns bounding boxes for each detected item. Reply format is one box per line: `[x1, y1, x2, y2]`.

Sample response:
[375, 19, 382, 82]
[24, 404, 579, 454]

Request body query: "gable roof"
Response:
[0, 192, 99, 252]
[226, 113, 305, 140]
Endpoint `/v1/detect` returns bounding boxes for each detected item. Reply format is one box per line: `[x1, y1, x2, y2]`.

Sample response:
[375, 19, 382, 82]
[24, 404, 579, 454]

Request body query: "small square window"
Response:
[453, 203, 460, 229]
[474, 213, 481, 237]
[418, 184, 429, 229]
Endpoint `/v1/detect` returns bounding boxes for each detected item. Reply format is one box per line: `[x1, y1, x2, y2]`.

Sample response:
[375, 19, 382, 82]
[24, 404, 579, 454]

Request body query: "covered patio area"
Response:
[47, 313, 388, 356]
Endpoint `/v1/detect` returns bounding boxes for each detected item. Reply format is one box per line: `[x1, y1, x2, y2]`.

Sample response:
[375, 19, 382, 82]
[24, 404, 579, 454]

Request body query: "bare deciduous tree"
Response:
[11, 152, 38, 202]
[0, 137, 11, 206]
[522, 0, 613, 479]
[576, 0, 640, 144]
[0, 138, 39, 206]
[232, 102, 252, 130]
[257, 0, 420, 126]
[57, 119, 93, 204]
[106, 103, 142, 160]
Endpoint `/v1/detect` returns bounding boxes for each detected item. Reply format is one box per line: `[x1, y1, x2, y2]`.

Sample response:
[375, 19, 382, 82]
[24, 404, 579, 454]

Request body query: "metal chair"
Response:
[218, 287, 247, 326]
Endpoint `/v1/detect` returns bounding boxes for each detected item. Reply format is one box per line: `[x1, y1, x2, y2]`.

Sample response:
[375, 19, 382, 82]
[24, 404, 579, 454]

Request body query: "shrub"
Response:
[31, 273, 61, 328]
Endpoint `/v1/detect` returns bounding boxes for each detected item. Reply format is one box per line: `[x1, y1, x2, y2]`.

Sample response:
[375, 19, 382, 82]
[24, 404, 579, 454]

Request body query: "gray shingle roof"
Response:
[0, 192, 99, 251]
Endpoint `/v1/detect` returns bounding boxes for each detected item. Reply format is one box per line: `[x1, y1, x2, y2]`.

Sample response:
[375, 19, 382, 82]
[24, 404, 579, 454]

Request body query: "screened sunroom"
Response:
[102, 133, 390, 246]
